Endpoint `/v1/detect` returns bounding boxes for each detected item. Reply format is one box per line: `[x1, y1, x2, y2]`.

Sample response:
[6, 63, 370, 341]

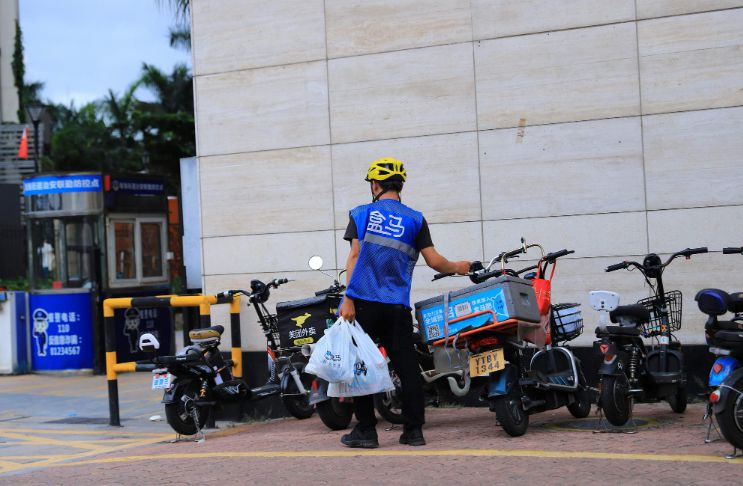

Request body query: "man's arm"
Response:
[339, 239, 360, 321]
[421, 246, 470, 275]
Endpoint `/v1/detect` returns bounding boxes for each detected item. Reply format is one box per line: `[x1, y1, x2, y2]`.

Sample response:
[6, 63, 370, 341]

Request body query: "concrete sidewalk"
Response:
[0, 372, 244, 476]
[1, 371, 742, 485]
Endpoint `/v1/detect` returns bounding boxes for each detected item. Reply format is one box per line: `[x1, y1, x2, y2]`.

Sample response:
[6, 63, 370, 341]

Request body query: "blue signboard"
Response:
[29, 292, 94, 370]
[23, 174, 102, 196]
[110, 178, 165, 195]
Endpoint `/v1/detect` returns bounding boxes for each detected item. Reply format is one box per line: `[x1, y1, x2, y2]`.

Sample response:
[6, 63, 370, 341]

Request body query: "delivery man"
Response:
[339, 157, 470, 448]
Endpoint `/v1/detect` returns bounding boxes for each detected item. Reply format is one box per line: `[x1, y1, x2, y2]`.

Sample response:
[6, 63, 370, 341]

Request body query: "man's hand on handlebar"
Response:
[455, 261, 472, 275]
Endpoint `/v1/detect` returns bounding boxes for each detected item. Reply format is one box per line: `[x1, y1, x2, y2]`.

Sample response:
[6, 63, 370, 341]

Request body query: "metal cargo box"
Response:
[415, 276, 540, 343]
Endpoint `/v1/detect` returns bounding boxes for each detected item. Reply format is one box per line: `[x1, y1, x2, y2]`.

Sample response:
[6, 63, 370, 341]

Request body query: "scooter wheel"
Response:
[281, 371, 316, 420]
[165, 381, 211, 436]
[316, 398, 353, 430]
[492, 395, 529, 437]
[667, 385, 687, 414]
[715, 374, 743, 449]
[374, 390, 404, 424]
[599, 374, 632, 426]
[567, 370, 592, 419]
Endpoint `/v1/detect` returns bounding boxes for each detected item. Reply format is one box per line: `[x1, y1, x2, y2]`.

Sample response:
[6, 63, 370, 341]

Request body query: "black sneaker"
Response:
[399, 427, 426, 446]
[341, 426, 379, 449]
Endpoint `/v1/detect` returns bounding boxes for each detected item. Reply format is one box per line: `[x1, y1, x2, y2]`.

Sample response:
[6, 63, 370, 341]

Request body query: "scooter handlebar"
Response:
[606, 262, 629, 272]
[543, 249, 574, 262]
[723, 247, 743, 255]
[680, 247, 708, 257]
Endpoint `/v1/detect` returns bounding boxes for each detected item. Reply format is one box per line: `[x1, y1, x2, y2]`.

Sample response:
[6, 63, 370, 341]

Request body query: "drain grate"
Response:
[546, 417, 658, 432]
[45, 417, 129, 425]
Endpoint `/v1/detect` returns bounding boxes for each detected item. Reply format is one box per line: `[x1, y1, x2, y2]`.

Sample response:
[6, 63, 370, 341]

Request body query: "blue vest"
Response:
[346, 200, 424, 308]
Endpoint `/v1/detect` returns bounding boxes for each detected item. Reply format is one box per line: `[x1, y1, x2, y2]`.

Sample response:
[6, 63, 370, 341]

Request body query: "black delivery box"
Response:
[276, 294, 341, 349]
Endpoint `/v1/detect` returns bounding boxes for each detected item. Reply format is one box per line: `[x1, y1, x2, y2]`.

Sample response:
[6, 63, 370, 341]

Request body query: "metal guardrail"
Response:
[103, 293, 243, 427]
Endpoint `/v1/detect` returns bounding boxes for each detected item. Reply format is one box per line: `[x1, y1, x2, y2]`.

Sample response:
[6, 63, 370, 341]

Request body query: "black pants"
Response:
[352, 299, 424, 430]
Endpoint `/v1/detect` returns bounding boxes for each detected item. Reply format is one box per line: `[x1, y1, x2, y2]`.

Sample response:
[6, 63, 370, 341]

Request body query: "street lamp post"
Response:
[26, 105, 45, 173]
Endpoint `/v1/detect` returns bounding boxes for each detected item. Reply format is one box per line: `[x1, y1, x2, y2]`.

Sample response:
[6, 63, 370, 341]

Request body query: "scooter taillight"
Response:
[709, 390, 721, 403]
[713, 363, 723, 374]
[378, 346, 387, 358]
[599, 344, 609, 354]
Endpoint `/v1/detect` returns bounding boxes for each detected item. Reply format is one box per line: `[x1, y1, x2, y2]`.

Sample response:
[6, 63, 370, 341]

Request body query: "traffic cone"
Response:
[17, 127, 28, 159]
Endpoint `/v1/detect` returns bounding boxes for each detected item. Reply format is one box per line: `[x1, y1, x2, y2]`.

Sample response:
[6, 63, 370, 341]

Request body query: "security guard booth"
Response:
[24, 172, 173, 372]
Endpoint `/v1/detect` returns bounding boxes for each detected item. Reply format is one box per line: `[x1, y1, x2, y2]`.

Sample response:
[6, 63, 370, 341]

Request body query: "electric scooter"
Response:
[593, 247, 707, 426]
[696, 246, 743, 456]
[430, 240, 592, 437]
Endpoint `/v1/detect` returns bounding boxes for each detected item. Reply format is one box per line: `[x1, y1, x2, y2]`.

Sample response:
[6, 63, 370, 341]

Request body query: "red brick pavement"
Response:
[3, 402, 743, 485]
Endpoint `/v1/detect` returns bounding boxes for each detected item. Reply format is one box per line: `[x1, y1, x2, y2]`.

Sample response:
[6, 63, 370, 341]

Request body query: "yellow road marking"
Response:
[0, 427, 167, 437]
[0, 455, 75, 461]
[11, 448, 743, 470]
[0, 432, 111, 453]
[0, 433, 173, 474]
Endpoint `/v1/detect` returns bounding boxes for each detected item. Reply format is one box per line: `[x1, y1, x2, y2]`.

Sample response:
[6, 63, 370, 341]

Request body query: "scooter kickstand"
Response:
[593, 400, 636, 434]
[725, 447, 742, 460]
[624, 397, 638, 435]
[703, 407, 722, 444]
[190, 403, 206, 444]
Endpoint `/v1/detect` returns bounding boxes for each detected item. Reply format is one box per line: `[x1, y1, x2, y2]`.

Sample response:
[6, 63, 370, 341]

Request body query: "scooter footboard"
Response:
[529, 347, 579, 390]
[645, 349, 684, 384]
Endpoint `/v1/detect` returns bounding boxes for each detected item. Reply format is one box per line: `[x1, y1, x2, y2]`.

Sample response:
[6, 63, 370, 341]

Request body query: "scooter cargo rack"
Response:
[430, 310, 543, 347]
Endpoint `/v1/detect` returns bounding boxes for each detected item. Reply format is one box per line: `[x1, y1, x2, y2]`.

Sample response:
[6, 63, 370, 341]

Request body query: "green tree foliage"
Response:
[11, 20, 25, 121]
[10, 20, 46, 122]
[45, 63, 194, 189]
[35, 1, 195, 190]
[134, 63, 194, 184]
[158, 0, 191, 51]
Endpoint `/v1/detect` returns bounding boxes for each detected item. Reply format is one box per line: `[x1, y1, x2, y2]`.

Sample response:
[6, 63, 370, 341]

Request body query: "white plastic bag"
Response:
[328, 322, 394, 397]
[305, 318, 356, 384]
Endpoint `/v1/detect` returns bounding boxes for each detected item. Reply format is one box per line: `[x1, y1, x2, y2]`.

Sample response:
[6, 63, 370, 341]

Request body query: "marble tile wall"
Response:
[191, 2, 743, 349]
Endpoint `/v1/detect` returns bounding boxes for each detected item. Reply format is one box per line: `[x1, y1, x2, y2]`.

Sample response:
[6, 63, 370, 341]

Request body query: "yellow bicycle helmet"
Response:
[365, 157, 407, 183]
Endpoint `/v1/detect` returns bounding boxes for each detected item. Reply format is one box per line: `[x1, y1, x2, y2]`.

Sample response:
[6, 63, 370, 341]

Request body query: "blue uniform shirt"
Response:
[344, 200, 428, 308]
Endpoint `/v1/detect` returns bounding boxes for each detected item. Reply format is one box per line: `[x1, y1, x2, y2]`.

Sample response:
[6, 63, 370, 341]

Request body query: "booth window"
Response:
[113, 221, 136, 280]
[107, 216, 167, 287]
[30, 217, 98, 290]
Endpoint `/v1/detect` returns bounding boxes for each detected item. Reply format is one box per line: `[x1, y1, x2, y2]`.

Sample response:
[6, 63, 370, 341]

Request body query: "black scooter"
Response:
[138, 327, 248, 437]
[140, 278, 323, 437]
[594, 247, 707, 426]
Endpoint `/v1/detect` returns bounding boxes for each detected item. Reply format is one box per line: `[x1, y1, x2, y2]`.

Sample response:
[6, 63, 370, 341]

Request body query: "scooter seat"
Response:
[729, 292, 743, 313]
[609, 305, 650, 325]
[596, 325, 642, 337]
[713, 330, 743, 348]
[713, 320, 743, 331]
[189, 325, 225, 341]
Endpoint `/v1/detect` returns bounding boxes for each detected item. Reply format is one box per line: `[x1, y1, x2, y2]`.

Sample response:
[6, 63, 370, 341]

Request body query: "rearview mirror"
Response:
[308, 255, 324, 271]
[138, 333, 160, 353]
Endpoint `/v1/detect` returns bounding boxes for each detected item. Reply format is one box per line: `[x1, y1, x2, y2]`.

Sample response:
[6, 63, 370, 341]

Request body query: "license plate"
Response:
[151, 371, 172, 390]
[469, 348, 505, 378]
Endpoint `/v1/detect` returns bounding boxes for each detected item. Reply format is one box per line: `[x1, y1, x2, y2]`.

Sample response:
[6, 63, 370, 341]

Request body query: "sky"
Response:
[19, 0, 192, 106]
